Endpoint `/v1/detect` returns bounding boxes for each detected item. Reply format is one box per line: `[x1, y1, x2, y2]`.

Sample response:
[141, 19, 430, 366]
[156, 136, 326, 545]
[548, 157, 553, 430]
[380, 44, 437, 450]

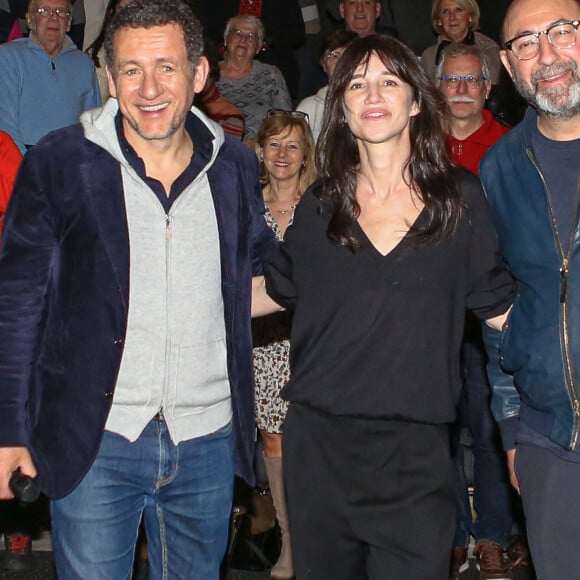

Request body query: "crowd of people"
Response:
[0, 0, 579, 579]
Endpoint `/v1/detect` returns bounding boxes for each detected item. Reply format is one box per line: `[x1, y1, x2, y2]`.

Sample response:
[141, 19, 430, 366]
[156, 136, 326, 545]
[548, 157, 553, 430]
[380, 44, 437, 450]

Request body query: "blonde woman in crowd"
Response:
[421, 0, 501, 83]
[253, 109, 316, 580]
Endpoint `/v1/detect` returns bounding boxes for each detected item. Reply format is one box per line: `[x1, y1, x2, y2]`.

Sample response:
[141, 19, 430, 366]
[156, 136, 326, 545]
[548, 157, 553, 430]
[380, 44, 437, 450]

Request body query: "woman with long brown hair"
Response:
[255, 34, 514, 579]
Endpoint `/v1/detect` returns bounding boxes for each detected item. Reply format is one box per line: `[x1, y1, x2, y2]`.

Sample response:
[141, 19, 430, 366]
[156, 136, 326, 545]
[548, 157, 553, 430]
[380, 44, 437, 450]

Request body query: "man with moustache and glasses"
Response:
[479, 0, 580, 577]
[436, 43, 521, 580]
[437, 43, 510, 174]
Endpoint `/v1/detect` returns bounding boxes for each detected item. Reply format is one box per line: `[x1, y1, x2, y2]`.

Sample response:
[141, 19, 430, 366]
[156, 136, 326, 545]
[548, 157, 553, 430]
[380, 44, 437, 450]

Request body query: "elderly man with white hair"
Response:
[0, 0, 100, 153]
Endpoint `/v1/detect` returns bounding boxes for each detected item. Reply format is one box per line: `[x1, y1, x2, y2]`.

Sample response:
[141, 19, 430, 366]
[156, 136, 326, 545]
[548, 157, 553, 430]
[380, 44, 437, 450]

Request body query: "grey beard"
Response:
[515, 60, 580, 119]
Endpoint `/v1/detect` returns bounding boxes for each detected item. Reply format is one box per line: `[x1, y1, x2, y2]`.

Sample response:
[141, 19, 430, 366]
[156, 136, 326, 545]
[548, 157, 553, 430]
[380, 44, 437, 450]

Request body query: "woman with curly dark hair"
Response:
[254, 34, 515, 579]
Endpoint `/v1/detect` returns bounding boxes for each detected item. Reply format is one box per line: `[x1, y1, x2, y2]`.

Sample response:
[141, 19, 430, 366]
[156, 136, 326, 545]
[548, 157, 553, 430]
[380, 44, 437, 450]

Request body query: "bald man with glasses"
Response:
[480, 0, 580, 577]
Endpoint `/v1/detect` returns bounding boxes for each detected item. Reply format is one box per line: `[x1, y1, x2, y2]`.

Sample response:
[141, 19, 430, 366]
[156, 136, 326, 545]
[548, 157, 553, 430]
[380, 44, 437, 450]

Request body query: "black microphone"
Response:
[9, 469, 41, 503]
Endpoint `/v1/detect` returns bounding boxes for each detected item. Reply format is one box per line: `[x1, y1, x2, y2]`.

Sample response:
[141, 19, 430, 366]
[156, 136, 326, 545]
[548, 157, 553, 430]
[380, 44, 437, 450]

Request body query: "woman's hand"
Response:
[251, 276, 285, 318]
[485, 305, 512, 331]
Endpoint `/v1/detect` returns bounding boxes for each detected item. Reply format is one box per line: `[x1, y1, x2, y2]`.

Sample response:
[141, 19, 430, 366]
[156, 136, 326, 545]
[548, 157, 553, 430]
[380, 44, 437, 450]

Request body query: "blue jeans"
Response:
[452, 339, 514, 548]
[51, 418, 234, 580]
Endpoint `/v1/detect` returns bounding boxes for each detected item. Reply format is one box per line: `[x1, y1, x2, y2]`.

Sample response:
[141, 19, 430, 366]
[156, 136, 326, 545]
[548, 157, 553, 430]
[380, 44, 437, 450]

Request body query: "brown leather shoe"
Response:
[473, 540, 510, 580]
[506, 535, 530, 569]
[449, 546, 469, 579]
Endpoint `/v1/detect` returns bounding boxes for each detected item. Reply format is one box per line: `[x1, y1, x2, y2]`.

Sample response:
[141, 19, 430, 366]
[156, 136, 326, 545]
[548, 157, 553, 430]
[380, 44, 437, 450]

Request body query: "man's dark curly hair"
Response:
[104, 0, 204, 75]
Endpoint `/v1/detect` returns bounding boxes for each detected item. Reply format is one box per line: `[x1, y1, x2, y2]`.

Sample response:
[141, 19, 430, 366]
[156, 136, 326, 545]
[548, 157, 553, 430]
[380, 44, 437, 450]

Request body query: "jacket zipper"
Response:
[526, 149, 580, 449]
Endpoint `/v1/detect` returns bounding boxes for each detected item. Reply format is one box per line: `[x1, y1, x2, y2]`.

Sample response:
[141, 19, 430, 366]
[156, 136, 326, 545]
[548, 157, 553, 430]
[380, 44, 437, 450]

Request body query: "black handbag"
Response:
[227, 487, 281, 572]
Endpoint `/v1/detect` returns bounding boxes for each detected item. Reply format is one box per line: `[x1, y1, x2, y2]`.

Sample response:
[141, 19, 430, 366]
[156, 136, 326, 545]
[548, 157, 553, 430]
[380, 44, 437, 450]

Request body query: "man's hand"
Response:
[506, 448, 519, 494]
[0, 447, 37, 499]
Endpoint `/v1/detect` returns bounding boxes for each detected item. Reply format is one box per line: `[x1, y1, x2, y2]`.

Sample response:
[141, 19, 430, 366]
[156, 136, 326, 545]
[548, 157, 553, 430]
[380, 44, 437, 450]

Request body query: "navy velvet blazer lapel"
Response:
[207, 159, 240, 291]
[83, 146, 131, 311]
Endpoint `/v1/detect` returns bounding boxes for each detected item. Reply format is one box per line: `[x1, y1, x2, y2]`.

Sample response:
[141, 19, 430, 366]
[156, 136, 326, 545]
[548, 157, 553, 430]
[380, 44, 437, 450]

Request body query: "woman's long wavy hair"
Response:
[316, 34, 462, 251]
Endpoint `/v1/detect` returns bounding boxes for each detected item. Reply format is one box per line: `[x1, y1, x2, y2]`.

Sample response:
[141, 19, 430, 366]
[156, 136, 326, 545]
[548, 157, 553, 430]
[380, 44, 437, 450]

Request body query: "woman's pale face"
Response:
[342, 53, 419, 146]
[439, 0, 470, 42]
[262, 126, 306, 184]
[225, 21, 260, 60]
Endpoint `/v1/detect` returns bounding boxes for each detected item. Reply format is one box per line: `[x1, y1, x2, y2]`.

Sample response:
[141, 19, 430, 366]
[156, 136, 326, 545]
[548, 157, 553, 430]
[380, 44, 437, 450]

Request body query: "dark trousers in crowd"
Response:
[516, 442, 580, 580]
[283, 403, 455, 580]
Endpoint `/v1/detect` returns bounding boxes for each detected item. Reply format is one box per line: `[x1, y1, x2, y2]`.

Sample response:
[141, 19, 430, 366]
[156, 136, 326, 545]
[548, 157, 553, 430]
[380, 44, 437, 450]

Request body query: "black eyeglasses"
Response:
[503, 20, 580, 60]
[267, 109, 309, 122]
[34, 6, 71, 19]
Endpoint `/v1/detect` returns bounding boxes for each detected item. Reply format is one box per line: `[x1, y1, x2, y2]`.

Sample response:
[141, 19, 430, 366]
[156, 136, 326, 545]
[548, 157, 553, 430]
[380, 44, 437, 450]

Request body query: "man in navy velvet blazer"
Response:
[0, 1, 274, 578]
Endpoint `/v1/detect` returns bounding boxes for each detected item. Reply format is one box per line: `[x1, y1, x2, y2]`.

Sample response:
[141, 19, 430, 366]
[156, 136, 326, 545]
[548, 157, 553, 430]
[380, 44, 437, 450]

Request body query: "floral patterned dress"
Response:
[253, 206, 295, 433]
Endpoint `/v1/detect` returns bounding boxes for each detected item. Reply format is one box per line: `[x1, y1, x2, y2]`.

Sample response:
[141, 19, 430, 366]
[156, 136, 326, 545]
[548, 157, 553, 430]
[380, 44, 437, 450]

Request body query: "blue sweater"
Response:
[0, 35, 101, 153]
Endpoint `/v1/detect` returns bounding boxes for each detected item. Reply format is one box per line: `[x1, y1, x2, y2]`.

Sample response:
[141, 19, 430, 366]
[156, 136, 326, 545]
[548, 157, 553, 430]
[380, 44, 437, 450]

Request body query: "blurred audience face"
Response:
[342, 53, 419, 145]
[438, 0, 470, 42]
[501, 0, 580, 119]
[262, 126, 307, 183]
[26, 0, 72, 58]
[339, 0, 381, 38]
[322, 48, 347, 80]
[439, 53, 491, 123]
[225, 18, 261, 60]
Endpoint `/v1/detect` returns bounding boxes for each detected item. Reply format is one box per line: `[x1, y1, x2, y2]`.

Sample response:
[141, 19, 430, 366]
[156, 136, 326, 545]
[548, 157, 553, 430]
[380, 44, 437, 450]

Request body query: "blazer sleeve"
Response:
[0, 147, 58, 446]
[239, 144, 278, 275]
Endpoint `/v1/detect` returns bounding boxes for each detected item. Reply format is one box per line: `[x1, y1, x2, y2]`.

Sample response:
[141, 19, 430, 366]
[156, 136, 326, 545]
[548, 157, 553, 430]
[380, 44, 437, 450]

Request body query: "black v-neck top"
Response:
[264, 170, 515, 424]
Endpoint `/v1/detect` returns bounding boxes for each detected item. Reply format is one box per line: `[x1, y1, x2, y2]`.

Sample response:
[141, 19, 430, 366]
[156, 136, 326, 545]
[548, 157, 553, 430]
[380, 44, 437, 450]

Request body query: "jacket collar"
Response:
[522, 106, 539, 148]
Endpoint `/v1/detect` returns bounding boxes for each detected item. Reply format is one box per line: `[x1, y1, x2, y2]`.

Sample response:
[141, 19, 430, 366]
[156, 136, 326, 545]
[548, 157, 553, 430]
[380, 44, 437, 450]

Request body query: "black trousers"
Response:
[516, 442, 580, 580]
[283, 404, 455, 580]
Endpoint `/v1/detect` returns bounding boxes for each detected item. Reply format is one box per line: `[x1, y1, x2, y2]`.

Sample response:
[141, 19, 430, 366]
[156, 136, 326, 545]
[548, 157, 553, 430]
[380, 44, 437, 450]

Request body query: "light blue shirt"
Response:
[0, 34, 101, 153]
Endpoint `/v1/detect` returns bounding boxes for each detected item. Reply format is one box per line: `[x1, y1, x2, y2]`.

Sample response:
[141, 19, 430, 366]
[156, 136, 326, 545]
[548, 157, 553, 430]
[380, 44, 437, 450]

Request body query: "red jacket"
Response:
[0, 130, 22, 240]
[447, 109, 510, 175]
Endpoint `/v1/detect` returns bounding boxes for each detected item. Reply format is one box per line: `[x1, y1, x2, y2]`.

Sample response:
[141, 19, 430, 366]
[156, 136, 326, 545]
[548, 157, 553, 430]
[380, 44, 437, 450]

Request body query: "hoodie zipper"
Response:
[159, 213, 173, 421]
[526, 148, 580, 449]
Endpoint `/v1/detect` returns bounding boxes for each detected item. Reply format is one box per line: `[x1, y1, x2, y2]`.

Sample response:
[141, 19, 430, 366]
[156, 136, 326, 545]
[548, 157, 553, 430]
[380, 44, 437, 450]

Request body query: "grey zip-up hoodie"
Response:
[81, 99, 232, 444]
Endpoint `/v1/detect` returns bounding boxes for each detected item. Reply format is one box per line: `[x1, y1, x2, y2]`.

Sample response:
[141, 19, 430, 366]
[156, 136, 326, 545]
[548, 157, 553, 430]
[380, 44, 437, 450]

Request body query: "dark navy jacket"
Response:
[480, 108, 580, 451]
[0, 119, 275, 498]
